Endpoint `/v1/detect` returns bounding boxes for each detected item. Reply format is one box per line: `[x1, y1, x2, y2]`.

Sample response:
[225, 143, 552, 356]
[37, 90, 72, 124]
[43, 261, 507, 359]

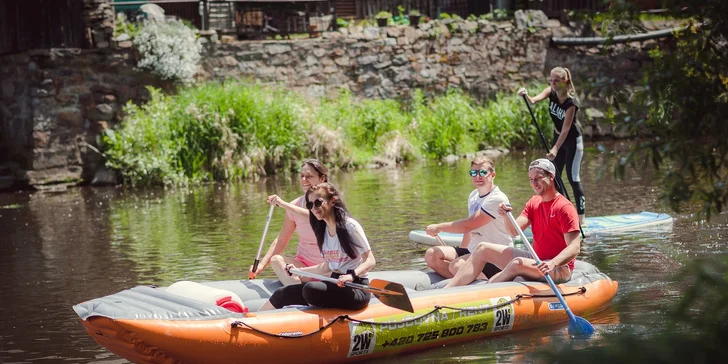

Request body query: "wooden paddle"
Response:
[435, 234, 447, 246]
[505, 210, 594, 337]
[521, 94, 585, 238]
[249, 204, 276, 280]
[289, 268, 415, 313]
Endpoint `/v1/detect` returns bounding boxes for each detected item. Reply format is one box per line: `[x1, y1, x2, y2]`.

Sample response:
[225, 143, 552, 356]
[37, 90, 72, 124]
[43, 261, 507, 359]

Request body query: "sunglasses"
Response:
[306, 198, 324, 210]
[469, 169, 492, 177]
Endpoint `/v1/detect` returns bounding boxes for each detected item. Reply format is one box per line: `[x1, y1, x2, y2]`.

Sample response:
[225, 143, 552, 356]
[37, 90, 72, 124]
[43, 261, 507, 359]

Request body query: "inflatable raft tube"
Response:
[74, 261, 617, 364]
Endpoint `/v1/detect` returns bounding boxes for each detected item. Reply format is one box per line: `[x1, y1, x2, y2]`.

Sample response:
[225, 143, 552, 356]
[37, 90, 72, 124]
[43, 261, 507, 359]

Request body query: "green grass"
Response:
[103, 81, 552, 186]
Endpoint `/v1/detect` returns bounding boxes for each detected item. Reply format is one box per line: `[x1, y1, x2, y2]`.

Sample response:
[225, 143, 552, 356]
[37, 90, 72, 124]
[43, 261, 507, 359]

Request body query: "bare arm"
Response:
[268, 195, 309, 218]
[548, 231, 581, 267]
[354, 250, 376, 277]
[459, 232, 471, 249]
[427, 209, 494, 236]
[255, 214, 296, 272]
[498, 202, 529, 236]
[548, 106, 576, 159]
[520, 86, 551, 104]
[296, 261, 331, 275]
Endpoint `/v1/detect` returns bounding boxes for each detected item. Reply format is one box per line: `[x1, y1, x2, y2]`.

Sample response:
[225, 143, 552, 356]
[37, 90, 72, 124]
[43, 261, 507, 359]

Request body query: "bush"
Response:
[105, 82, 553, 186]
[134, 19, 202, 84]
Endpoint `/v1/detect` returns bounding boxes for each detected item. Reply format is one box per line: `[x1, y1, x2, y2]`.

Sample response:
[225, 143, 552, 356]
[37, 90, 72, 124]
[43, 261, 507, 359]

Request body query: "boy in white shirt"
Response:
[424, 156, 514, 285]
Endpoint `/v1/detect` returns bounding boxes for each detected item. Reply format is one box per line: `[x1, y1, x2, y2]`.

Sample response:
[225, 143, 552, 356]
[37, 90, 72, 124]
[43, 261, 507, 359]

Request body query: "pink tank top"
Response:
[287, 196, 324, 266]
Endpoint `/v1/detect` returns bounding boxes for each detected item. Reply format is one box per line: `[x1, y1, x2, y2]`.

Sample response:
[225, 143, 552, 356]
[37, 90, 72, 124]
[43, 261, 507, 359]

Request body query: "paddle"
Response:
[249, 204, 276, 280]
[505, 210, 594, 337]
[521, 94, 585, 238]
[289, 268, 415, 313]
[435, 234, 447, 246]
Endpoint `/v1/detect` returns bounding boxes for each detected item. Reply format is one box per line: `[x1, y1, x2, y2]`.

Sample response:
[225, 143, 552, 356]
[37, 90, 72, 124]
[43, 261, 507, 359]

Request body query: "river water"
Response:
[1, 145, 726, 363]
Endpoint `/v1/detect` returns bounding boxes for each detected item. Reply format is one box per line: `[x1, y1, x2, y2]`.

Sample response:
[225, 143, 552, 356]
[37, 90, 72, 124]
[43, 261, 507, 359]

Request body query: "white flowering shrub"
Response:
[134, 20, 202, 84]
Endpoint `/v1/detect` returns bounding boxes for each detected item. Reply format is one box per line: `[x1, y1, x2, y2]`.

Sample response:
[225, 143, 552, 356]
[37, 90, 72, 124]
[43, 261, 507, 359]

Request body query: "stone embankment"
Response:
[0, 10, 671, 190]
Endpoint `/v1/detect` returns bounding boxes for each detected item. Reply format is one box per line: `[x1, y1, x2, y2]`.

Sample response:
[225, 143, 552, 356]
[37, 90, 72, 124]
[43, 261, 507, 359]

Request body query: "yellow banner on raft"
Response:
[347, 296, 515, 358]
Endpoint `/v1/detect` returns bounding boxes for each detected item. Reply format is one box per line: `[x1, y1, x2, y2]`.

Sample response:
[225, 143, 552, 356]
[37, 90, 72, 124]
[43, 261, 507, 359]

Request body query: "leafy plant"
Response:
[409, 9, 421, 16]
[375, 11, 393, 20]
[609, 0, 728, 218]
[114, 12, 140, 38]
[134, 19, 201, 84]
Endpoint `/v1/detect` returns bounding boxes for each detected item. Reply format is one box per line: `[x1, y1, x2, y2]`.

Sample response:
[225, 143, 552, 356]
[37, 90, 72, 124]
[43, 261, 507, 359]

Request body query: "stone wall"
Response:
[0, 12, 670, 190]
[202, 19, 551, 101]
[0, 49, 167, 189]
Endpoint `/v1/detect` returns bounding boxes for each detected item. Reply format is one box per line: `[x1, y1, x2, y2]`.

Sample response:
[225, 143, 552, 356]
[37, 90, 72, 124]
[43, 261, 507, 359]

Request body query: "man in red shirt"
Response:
[448, 158, 581, 285]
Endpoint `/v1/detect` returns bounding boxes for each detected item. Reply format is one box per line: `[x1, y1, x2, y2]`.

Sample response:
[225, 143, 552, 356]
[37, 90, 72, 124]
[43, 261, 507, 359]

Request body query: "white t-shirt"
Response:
[466, 186, 514, 252]
[322, 217, 371, 277]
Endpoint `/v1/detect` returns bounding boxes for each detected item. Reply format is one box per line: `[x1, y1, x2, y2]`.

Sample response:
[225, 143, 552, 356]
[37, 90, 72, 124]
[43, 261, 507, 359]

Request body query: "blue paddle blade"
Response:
[569, 316, 595, 337]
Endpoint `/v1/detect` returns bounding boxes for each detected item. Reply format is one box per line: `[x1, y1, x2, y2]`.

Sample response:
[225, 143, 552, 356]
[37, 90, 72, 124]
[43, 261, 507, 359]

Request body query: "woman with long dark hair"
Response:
[258, 183, 376, 311]
[249, 159, 329, 285]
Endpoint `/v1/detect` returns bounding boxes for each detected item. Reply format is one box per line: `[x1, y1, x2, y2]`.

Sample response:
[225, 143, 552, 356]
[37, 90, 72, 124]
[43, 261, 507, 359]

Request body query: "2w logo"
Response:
[492, 297, 514, 332]
[349, 331, 374, 357]
[353, 332, 373, 352]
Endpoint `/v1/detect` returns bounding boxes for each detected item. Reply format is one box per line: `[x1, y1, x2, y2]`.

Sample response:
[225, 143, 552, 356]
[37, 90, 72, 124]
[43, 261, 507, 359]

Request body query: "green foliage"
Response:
[611, 0, 728, 218]
[114, 12, 140, 38]
[103, 83, 309, 186]
[104, 82, 550, 186]
[376, 11, 393, 20]
[336, 17, 349, 28]
[541, 256, 728, 363]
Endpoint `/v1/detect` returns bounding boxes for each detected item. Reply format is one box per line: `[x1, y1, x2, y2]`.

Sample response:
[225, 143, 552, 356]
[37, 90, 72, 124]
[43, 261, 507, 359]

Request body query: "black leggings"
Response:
[552, 134, 586, 215]
[269, 274, 372, 310]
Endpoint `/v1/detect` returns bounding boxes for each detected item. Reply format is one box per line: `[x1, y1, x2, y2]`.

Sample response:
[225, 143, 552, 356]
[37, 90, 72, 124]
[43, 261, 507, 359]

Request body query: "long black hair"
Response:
[305, 182, 360, 259]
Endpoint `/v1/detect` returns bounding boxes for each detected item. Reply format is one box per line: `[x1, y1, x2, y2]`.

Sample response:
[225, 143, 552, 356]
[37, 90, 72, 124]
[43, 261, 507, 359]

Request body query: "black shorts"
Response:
[454, 247, 502, 279]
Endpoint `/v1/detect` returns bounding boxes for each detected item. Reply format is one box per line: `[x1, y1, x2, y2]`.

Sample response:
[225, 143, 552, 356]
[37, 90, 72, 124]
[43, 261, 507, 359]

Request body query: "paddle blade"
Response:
[369, 279, 414, 313]
[569, 316, 595, 337]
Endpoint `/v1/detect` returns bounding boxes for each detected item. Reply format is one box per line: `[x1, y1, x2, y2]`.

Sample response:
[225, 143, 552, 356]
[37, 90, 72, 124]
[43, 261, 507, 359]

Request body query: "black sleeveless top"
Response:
[548, 90, 581, 139]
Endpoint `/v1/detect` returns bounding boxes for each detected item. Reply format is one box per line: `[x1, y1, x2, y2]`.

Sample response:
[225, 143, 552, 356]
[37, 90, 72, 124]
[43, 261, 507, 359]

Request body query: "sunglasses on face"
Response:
[306, 198, 324, 210]
[469, 169, 491, 177]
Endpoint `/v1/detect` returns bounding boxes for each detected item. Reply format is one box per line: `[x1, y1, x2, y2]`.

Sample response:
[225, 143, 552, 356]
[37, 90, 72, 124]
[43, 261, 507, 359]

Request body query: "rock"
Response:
[91, 166, 119, 186]
[1, 82, 14, 99]
[586, 108, 605, 120]
[334, 56, 350, 66]
[357, 55, 378, 66]
[363, 27, 380, 40]
[514, 10, 549, 30]
[266, 44, 291, 55]
[114, 33, 130, 42]
[95, 104, 114, 120]
[441, 154, 459, 163]
[386, 27, 403, 38]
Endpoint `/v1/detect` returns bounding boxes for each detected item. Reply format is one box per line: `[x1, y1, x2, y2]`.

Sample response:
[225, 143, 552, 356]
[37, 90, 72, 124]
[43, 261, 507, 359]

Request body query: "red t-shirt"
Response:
[520, 194, 580, 270]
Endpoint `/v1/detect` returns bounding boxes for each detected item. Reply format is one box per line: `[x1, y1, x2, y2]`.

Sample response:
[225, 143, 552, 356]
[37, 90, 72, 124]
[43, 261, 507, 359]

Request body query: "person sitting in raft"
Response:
[444, 158, 581, 286]
[258, 182, 376, 311]
[423, 156, 513, 284]
[249, 159, 328, 285]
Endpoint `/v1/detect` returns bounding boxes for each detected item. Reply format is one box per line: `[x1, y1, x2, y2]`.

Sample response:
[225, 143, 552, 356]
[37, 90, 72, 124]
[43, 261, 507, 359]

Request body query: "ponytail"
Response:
[563, 68, 577, 98]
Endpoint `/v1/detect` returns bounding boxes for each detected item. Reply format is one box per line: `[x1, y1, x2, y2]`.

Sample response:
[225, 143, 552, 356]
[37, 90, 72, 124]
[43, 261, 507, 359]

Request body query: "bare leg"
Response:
[270, 255, 312, 286]
[445, 242, 515, 288]
[488, 257, 544, 283]
[448, 254, 485, 280]
[424, 246, 459, 278]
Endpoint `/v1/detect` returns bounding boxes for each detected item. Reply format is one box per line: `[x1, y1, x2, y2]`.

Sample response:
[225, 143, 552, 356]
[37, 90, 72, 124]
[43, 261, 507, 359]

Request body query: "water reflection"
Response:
[1, 147, 726, 363]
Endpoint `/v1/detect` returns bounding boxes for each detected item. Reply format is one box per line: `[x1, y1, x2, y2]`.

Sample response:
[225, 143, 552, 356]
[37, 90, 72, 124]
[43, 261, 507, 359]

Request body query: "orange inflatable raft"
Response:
[74, 261, 617, 363]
